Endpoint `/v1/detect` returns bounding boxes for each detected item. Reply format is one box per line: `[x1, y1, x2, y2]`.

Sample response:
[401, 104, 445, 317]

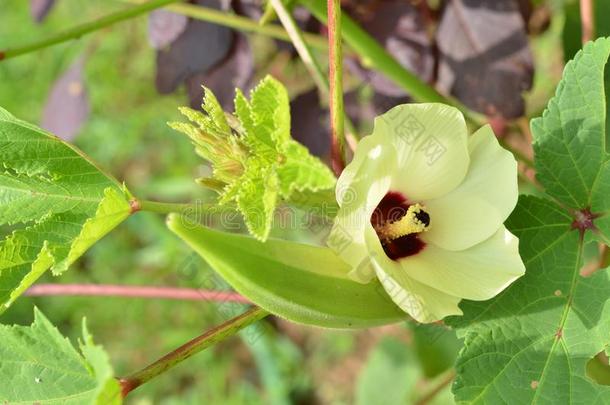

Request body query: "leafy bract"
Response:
[0, 107, 131, 312]
[170, 75, 336, 241]
[0, 308, 121, 404]
[167, 213, 407, 328]
[449, 38, 610, 402]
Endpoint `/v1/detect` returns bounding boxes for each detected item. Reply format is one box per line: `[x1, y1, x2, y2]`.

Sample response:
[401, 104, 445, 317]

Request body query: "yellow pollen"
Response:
[378, 203, 430, 241]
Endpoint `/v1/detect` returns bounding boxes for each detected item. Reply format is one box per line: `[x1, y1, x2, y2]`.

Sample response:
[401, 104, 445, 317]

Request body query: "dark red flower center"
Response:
[371, 191, 429, 261]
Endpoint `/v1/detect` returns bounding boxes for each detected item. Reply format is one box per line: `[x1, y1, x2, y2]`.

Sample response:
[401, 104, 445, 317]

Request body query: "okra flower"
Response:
[328, 104, 525, 323]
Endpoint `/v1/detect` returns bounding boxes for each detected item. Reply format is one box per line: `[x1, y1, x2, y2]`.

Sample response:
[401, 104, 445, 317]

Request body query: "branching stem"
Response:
[119, 306, 269, 397]
[0, 0, 181, 60]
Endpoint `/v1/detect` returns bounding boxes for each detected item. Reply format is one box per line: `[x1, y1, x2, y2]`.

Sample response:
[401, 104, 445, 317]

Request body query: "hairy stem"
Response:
[327, 0, 346, 175]
[25, 284, 250, 303]
[0, 0, 181, 61]
[119, 306, 269, 397]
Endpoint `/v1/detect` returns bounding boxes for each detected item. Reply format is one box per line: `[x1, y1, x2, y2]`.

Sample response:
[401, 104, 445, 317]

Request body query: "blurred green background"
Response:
[0, 0, 574, 403]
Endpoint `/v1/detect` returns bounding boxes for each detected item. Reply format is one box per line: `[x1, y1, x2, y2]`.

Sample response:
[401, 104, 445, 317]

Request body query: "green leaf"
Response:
[0, 308, 121, 404]
[531, 38, 610, 212]
[167, 214, 407, 328]
[449, 38, 610, 403]
[171, 76, 335, 241]
[0, 107, 131, 312]
[249, 76, 291, 150]
[449, 196, 610, 402]
[236, 161, 279, 241]
[276, 141, 337, 199]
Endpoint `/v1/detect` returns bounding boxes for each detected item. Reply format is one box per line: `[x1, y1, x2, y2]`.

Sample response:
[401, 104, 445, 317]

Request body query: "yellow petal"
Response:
[400, 226, 525, 301]
[422, 124, 519, 251]
[365, 227, 463, 322]
[327, 136, 397, 282]
[372, 104, 470, 201]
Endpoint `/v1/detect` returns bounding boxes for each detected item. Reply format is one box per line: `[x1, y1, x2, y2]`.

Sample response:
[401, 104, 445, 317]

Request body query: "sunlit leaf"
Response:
[0, 107, 131, 313]
[449, 38, 610, 403]
[0, 308, 121, 404]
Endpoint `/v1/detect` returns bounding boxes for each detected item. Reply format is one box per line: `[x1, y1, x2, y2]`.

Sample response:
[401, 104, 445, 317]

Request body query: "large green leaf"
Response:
[167, 214, 407, 328]
[449, 38, 610, 403]
[531, 38, 610, 213]
[0, 107, 131, 312]
[0, 308, 121, 404]
[450, 196, 610, 402]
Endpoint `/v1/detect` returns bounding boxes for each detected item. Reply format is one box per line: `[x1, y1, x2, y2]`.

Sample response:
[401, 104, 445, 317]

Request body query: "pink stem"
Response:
[25, 284, 250, 304]
[580, 0, 593, 44]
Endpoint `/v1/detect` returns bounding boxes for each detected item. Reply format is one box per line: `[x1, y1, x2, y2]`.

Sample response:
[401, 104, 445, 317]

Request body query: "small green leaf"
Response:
[236, 161, 279, 241]
[0, 308, 121, 404]
[201, 86, 231, 134]
[531, 38, 610, 213]
[249, 76, 291, 150]
[277, 141, 336, 199]
[167, 214, 407, 328]
[0, 107, 131, 312]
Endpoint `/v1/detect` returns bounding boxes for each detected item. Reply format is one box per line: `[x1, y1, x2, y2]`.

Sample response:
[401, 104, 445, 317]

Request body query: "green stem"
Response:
[269, 0, 329, 99]
[327, 0, 346, 174]
[133, 199, 233, 215]
[166, 2, 330, 52]
[0, 0, 181, 60]
[301, 0, 449, 105]
[300, 0, 541, 171]
[119, 306, 269, 397]
[269, 0, 357, 152]
[135, 200, 194, 214]
[301, 0, 483, 126]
